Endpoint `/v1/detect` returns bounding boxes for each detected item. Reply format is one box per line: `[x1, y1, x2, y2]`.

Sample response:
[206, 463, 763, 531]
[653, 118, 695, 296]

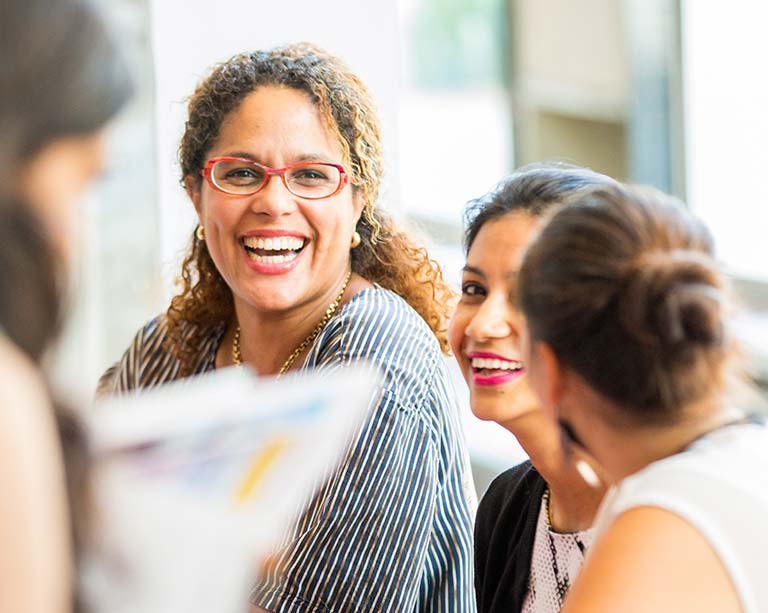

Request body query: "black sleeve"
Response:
[474, 460, 546, 613]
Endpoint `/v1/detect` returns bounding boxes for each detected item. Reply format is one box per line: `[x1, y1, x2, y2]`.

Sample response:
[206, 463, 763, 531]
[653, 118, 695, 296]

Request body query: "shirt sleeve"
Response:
[94, 326, 147, 398]
[94, 362, 120, 399]
[251, 387, 439, 612]
[94, 316, 173, 398]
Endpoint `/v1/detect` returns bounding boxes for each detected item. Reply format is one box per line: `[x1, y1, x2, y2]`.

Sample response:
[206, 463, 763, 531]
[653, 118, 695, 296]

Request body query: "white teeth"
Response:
[243, 236, 305, 251]
[246, 251, 299, 264]
[470, 357, 523, 371]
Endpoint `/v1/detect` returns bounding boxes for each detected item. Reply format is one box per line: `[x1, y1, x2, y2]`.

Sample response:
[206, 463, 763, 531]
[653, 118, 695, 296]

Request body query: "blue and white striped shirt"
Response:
[100, 286, 477, 612]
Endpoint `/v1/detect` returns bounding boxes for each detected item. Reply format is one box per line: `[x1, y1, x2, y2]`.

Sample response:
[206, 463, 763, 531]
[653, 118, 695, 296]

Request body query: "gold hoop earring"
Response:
[196, 225, 205, 241]
[350, 230, 361, 249]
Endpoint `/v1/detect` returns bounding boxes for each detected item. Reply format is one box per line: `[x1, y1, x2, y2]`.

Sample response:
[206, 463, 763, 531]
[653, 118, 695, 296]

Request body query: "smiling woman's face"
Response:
[449, 212, 543, 425]
[188, 85, 363, 317]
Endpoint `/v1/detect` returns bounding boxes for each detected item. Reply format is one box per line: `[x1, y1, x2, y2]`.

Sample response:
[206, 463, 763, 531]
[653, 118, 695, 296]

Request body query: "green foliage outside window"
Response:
[407, 0, 507, 89]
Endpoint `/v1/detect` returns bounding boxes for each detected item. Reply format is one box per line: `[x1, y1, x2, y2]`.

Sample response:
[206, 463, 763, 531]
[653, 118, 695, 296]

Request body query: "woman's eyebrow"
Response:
[462, 264, 520, 282]
[461, 264, 485, 277]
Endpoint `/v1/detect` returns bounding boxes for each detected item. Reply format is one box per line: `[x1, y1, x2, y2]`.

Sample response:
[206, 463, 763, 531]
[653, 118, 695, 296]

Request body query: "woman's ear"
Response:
[184, 176, 202, 216]
[530, 340, 566, 419]
[352, 189, 365, 223]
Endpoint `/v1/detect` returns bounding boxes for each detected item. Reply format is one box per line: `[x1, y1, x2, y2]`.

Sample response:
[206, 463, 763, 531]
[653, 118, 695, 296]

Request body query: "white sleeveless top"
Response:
[593, 420, 768, 613]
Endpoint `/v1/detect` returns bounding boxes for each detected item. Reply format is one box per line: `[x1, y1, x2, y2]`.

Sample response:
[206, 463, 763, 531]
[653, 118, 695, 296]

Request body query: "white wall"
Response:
[682, 0, 768, 282]
[148, 0, 402, 297]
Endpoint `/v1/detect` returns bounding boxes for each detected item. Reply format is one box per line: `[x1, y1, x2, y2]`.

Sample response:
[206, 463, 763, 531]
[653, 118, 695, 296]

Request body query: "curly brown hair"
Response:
[167, 43, 453, 374]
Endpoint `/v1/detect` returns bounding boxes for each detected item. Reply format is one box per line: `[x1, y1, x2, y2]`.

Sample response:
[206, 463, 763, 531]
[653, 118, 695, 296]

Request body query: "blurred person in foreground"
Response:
[0, 0, 131, 611]
[519, 184, 768, 613]
[449, 164, 613, 613]
[99, 43, 476, 612]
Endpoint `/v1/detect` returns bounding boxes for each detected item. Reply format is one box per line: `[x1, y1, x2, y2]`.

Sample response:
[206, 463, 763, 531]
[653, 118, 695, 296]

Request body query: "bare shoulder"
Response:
[0, 337, 63, 481]
[0, 337, 71, 613]
[562, 505, 741, 613]
[0, 337, 50, 421]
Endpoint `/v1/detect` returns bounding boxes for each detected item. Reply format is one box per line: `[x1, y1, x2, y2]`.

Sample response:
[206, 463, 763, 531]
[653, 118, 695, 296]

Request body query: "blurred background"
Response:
[55, 0, 768, 492]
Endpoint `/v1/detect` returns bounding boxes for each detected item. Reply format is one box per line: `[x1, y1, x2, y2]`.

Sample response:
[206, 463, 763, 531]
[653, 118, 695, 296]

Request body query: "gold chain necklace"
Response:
[232, 270, 352, 376]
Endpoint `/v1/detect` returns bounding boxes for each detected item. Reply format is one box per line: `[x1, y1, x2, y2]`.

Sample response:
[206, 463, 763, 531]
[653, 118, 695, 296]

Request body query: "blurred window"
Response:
[54, 0, 162, 397]
[682, 0, 768, 284]
[398, 0, 512, 244]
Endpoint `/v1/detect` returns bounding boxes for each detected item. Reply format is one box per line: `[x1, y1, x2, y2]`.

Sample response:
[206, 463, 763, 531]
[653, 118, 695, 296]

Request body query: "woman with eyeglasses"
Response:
[518, 184, 768, 612]
[449, 164, 613, 613]
[99, 43, 476, 612]
[0, 0, 131, 611]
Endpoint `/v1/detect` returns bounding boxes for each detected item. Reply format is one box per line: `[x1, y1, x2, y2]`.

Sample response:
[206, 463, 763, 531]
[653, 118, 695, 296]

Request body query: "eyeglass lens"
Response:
[211, 160, 341, 198]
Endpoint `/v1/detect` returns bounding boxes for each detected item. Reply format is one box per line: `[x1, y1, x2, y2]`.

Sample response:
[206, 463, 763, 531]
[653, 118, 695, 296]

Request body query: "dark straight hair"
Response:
[462, 162, 617, 253]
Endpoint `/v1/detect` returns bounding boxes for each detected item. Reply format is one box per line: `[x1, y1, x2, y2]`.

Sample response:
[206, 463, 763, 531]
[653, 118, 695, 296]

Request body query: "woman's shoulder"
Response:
[615, 420, 768, 498]
[112, 314, 175, 366]
[332, 286, 441, 354]
[0, 338, 71, 613]
[131, 313, 171, 344]
[0, 339, 61, 468]
[573, 424, 768, 612]
[312, 285, 448, 412]
[603, 421, 768, 526]
[343, 285, 427, 320]
[329, 285, 444, 376]
[121, 313, 221, 355]
[99, 313, 221, 394]
[474, 459, 545, 600]
[0, 337, 49, 413]
[479, 460, 544, 516]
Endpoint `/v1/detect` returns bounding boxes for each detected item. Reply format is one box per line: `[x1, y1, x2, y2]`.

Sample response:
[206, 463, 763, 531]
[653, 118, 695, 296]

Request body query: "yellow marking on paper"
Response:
[236, 437, 289, 504]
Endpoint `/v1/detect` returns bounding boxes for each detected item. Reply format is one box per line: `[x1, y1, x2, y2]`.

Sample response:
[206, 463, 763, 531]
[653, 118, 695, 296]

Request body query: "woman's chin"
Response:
[234, 288, 302, 315]
[469, 399, 537, 426]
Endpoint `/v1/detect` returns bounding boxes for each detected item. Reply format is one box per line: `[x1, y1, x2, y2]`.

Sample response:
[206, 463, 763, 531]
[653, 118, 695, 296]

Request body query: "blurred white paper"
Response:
[82, 364, 377, 613]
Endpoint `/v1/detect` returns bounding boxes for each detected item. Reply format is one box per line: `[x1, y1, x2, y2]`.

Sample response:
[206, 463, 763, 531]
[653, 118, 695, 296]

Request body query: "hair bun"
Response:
[621, 250, 725, 350]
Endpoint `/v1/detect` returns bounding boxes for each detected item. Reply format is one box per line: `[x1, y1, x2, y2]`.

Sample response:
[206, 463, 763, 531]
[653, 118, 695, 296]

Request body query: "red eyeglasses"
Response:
[201, 157, 348, 199]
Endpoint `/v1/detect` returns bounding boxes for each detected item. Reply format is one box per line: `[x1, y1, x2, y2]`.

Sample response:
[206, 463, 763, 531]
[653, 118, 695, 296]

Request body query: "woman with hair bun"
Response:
[100, 42, 475, 612]
[518, 184, 768, 613]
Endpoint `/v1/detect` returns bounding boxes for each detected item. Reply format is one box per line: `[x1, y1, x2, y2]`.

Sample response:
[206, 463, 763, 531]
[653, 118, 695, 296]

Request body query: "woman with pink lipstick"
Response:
[449, 164, 615, 613]
[518, 185, 768, 613]
[100, 43, 476, 612]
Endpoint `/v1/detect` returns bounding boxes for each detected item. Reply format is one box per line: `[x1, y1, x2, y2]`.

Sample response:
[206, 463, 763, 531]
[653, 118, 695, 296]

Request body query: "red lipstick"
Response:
[466, 351, 525, 387]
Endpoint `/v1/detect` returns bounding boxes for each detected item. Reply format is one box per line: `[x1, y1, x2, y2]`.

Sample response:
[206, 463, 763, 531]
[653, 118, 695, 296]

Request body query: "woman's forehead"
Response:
[213, 86, 343, 161]
[468, 213, 541, 263]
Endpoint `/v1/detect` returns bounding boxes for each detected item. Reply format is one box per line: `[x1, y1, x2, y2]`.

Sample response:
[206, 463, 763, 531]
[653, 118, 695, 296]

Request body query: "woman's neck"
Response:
[217, 273, 370, 375]
[600, 399, 742, 482]
[504, 412, 605, 533]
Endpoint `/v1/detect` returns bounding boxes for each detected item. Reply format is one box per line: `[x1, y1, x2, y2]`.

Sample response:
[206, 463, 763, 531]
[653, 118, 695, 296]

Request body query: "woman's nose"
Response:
[249, 174, 297, 217]
[465, 298, 515, 341]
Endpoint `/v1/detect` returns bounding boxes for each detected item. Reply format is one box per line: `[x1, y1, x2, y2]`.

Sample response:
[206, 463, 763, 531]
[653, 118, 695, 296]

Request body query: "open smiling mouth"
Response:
[242, 236, 307, 264]
[470, 357, 524, 378]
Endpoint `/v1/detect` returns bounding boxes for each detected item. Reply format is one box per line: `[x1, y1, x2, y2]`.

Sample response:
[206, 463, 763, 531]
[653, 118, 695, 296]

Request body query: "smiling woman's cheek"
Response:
[447, 308, 469, 365]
